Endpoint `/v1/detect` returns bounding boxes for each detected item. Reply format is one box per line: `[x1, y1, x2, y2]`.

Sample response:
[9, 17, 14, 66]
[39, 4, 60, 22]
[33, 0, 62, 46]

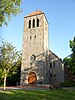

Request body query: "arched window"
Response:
[33, 19, 35, 28]
[37, 18, 39, 27]
[30, 36, 32, 39]
[34, 35, 36, 39]
[29, 20, 31, 28]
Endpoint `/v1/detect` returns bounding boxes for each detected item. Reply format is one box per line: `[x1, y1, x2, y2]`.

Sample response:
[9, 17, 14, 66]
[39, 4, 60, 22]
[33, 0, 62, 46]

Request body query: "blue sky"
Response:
[0, 0, 75, 59]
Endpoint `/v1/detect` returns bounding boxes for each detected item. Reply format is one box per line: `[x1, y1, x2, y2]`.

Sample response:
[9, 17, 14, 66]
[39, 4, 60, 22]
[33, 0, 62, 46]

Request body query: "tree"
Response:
[0, 40, 21, 90]
[63, 37, 75, 81]
[69, 37, 75, 75]
[6, 58, 21, 86]
[0, 0, 22, 26]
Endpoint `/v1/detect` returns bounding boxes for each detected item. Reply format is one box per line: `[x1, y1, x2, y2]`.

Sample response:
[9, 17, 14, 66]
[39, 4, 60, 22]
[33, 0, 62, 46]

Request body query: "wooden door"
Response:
[28, 72, 37, 84]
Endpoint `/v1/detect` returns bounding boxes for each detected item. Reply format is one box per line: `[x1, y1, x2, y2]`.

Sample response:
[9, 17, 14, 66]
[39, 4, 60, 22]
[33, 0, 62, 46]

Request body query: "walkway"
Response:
[0, 86, 75, 90]
[0, 85, 49, 90]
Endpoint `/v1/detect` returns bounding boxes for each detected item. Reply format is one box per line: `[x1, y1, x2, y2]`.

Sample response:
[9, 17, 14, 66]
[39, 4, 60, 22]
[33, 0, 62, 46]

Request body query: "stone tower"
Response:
[21, 10, 49, 85]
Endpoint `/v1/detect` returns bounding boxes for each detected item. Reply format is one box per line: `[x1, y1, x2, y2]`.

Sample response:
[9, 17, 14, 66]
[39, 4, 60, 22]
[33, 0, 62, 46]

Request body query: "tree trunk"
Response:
[4, 73, 7, 90]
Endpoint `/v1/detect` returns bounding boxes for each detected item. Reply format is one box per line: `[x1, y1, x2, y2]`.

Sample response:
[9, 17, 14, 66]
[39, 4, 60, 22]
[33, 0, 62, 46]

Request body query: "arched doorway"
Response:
[28, 72, 37, 84]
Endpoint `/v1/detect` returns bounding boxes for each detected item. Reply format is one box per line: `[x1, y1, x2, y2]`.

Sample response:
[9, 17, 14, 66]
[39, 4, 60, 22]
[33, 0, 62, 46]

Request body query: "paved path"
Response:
[0, 86, 75, 90]
[0, 86, 49, 90]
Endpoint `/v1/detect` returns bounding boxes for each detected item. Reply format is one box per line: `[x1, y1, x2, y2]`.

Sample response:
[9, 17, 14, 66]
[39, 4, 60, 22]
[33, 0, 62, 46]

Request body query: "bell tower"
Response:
[21, 10, 49, 85]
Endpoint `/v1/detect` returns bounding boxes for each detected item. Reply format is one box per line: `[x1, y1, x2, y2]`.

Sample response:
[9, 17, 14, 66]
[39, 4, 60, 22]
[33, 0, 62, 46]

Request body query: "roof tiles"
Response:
[25, 10, 44, 17]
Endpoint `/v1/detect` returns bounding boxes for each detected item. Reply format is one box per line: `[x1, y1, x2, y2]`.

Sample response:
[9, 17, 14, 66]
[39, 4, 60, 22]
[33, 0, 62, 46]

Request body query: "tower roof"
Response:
[25, 10, 44, 18]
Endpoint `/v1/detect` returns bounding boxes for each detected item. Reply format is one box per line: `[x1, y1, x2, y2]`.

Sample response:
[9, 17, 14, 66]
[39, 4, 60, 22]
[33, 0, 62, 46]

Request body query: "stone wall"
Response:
[21, 12, 49, 85]
[20, 11, 64, 85]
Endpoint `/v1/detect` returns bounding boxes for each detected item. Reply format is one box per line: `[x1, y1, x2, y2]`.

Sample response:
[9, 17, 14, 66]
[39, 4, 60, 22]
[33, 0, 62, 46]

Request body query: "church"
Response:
[20, 10, 64, 85]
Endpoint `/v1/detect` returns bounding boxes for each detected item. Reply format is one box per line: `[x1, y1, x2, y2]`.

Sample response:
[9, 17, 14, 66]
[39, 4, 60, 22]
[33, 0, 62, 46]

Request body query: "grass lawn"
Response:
[0, 89, 75, 100]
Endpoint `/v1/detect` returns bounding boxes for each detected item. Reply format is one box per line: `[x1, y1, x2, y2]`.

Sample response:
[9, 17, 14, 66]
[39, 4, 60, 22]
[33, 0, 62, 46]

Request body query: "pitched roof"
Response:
[49, 50, 62, 61]
[25, 10, 44, 18]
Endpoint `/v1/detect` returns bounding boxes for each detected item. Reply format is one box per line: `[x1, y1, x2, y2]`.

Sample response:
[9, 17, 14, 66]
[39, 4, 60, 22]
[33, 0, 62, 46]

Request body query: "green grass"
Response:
[0, 89, 75, 100]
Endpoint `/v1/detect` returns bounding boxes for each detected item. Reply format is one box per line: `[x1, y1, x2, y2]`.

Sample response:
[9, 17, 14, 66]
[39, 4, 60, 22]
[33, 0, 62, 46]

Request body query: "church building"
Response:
[20, 10, 64, 85]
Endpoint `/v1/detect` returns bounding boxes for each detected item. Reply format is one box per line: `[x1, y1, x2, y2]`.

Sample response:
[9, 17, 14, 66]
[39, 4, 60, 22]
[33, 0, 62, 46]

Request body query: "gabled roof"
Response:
[49, 50, 62, 61]
[24, 10, 44, 18]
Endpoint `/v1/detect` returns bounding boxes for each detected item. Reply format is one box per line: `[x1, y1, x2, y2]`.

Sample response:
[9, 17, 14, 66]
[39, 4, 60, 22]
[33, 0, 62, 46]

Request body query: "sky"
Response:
[0, 0, 75, 59]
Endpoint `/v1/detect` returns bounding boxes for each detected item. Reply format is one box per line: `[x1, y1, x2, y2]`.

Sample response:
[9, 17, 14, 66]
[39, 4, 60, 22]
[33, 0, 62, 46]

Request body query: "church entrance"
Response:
[28, 72, 37, 84]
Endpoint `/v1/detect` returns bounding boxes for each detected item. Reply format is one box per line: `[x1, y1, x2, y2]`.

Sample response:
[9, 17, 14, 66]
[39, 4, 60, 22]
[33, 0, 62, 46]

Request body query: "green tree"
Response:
[69, 37, 75, 75]
[0, 0, 22, 26]
[6, 58, 21, 86]
[63, 37, 75, 78]
[63, 57, 71, 66]
[0, 40, 21, 90]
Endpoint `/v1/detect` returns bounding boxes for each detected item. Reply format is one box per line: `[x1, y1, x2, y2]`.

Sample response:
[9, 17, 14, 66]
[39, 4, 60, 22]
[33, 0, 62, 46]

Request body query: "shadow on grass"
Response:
[0, 89, 75, 100]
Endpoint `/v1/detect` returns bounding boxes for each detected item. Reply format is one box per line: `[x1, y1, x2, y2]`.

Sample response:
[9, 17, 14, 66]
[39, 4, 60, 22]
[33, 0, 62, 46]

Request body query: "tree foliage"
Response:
[0, 0, 22, 26]
[0, 39, 21, 90]
[63, 37, 75, 76]
[6, 60, 21, 86]
[70, 37, 75, 57]
[69, 37, 75, 75]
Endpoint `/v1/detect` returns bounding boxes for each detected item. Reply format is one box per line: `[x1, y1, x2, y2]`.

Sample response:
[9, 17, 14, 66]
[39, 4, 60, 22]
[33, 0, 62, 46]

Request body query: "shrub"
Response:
[61, 81, 75, 87]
